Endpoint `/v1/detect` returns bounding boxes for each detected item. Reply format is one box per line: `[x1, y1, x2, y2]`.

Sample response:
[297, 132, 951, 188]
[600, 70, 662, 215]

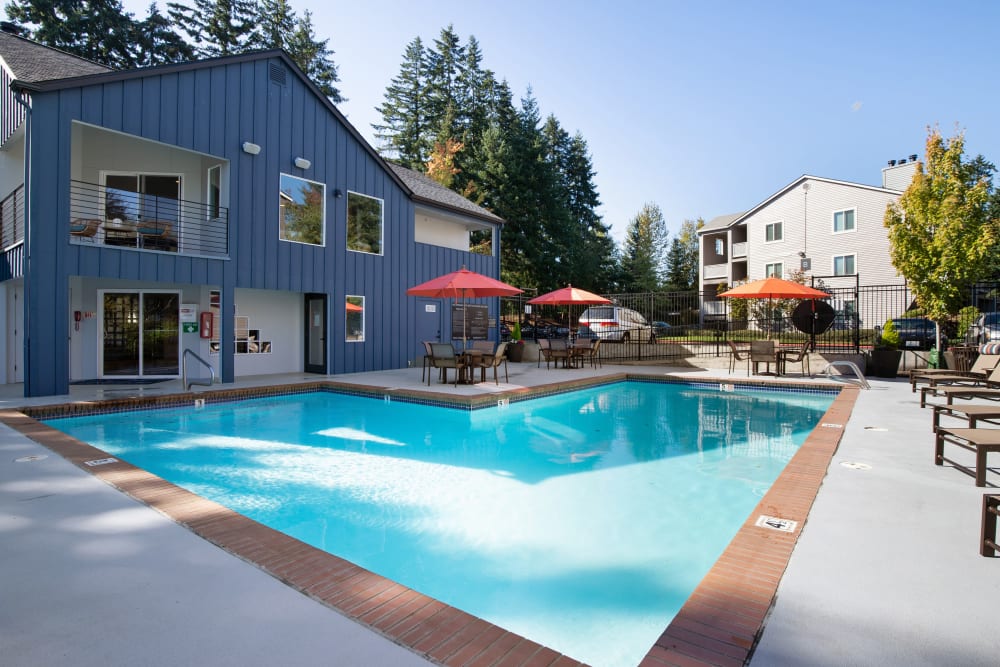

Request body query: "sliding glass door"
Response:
[101, 291, 180, 377]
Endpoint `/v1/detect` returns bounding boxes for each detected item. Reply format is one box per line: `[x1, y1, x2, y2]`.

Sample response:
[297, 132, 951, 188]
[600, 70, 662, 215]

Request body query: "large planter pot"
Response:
[507, 342, 525, 362]
[867, 349, 902, 377]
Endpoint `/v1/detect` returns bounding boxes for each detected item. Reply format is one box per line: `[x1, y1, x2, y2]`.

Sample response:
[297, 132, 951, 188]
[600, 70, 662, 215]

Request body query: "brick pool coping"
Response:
[2, 375, 858, 666]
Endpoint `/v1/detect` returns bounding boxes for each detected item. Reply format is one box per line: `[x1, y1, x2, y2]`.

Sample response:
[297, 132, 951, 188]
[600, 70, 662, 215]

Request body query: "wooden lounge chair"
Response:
[727, 340, 750, 374]
[428, 342, 468, 386]
[934, 427, 1000, 486]
[983, 494, 1000, 557]
[69, 218, 100, 241]
[932, 403, 1000, 430]
[919, 366, 1000, 407]
[910, 354, 1000, 393]
[921, 385, 1000, 408]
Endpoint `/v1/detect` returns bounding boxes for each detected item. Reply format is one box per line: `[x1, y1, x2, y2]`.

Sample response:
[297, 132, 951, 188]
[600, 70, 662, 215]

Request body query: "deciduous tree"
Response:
[884, 127, 1000, 348]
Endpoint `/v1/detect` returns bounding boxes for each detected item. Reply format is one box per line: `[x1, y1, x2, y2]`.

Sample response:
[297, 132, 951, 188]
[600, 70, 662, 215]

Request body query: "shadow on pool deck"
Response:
[1, 365, 997, 666]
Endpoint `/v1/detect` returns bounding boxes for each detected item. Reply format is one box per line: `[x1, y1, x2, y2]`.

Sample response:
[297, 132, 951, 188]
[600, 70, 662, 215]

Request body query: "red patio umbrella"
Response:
[527, 285, 611, 338]
[407, 266, 522, 348]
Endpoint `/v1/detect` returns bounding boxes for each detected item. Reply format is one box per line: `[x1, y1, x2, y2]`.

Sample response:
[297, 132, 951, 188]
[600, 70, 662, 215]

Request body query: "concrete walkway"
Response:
[1, 363, 998, 666]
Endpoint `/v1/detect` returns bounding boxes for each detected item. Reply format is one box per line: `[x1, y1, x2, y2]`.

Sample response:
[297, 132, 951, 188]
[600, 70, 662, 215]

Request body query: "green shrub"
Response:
[878, 319, 900, 350]
[958, 305, 980, 341]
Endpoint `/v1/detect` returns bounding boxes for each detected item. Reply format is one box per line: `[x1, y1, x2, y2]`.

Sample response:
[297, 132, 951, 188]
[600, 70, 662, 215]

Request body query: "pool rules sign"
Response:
[181, 304, 198, 334]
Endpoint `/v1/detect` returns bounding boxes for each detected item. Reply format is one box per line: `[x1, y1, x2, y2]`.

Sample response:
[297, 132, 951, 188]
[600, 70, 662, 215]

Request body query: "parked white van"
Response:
[578, 306, 654, 342]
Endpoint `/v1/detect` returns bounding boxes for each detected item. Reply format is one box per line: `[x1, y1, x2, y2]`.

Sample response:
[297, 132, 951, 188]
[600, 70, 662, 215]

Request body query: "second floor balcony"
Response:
[1, 184, 24, 249]
[703, 263, 728, 280]
[69, 180, 228, 258]
[731, 241, 747, 258]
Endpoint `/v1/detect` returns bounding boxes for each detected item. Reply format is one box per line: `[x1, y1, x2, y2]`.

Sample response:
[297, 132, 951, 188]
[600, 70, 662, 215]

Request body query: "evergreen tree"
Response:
[247, 0, 295, 51]
[664, 218, 702, 290]
[133, 2, 194, 66]
[5, 0, 139, 68]
[373, 37, 430, 167]
[425, 24, 466, 140]
[167, 0, 255, 57]
[285, 9, 342, 102]
[620, 202, 669, 292]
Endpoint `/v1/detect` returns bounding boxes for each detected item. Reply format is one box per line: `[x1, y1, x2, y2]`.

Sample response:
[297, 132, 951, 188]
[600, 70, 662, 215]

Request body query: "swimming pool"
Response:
[47, 381, 834, 667]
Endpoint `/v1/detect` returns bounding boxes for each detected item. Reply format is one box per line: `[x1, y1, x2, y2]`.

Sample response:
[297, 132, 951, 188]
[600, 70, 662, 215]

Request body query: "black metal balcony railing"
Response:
[1, 184, 25, 248]
[70, 180, 229, 257]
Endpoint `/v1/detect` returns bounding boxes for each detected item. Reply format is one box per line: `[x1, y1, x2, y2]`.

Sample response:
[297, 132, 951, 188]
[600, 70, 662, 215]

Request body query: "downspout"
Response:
[13, 87, 30, 396]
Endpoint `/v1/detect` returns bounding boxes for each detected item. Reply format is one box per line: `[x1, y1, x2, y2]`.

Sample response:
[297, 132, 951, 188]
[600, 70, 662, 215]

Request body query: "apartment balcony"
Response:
[731, 241, 747, 258]
[1, 184, 24, 249]
[69, 180, 228, 257]
[704, 300, 727, 316]
[703, 263, 728, 280]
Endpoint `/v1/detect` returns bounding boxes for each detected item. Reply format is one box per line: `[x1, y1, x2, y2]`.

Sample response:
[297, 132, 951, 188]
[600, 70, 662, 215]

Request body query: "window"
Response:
[765, 221, 783, 242]
[765, 262, 783, 278]
[833, 254, 856, 276]
[207, 165, 221, 219]
[346, 296, 365, 342]
[715, 238, 725, 255]
[347, 191, 384, 254]
[279, 173, 325, 246]
[833, 208, 855, 233]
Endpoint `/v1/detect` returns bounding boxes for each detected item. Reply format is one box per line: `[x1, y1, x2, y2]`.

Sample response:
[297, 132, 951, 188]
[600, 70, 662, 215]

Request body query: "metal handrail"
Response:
[182, 348, 216, 391]
[820, 361, 870, 389]
[1, 184, 24, 248]
[70, 180, 229, 257]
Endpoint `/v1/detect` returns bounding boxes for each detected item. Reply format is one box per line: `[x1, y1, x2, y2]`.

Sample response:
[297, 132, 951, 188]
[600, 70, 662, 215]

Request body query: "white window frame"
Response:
[347, 191, 385, 256]
[278, 172, 326, 247]
[765, 221, 783, 243]
[714, 238, 725, 255]
[833, 208, 856, 234]
[346, 295, 365, 342]
[764, 262, 783, 278]
[833, 254, 856, 276]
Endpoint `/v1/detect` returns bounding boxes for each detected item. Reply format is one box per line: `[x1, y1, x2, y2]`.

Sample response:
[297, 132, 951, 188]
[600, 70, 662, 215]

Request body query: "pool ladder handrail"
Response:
[182, 348, 216, 391]
[819, 361, 870, 389]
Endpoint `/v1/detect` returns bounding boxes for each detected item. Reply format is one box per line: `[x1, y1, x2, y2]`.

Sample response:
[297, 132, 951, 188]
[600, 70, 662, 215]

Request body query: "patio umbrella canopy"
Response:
[527, 285, 611, 338]
[718, 276, 830, 338]
[407, 266, 522, 348]
[717, 277, 830, 300]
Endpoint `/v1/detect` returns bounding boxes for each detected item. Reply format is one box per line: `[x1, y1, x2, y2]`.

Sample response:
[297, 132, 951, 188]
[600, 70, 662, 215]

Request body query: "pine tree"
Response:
[133, 2, 194, 66]
[664, 218, 702, 290]
[167, 0, 255, 57]
[373, 37, 430, 167]
[285, 9, 342, 102]
[247, 0, 295, 51]
[6, 0, 139, 68]
[620, 203, 669, 292]
[425, 25, 466, 141]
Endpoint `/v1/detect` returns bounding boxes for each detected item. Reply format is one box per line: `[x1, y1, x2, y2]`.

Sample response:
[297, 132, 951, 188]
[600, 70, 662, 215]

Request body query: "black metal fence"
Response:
[499, 280, 984, 363]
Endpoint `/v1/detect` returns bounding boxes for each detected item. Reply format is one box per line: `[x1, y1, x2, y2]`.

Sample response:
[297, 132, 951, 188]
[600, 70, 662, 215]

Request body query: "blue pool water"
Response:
[48, 382, 833, 667]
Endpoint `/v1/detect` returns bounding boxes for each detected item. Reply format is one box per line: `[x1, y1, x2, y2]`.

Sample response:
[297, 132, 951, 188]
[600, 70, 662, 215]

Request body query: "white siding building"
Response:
[699, 158, 919, 322]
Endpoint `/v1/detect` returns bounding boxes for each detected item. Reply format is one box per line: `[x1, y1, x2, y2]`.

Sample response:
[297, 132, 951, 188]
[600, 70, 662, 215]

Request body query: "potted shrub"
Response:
[868, 319, 902, 377]
[506, 321, 525, 362]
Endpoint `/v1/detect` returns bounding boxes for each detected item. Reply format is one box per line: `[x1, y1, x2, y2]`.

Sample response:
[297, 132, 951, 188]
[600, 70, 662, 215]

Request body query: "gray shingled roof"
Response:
[700, 212, 745, 233]
[0, 31, 110, 83]
[387, 162, 504, 225]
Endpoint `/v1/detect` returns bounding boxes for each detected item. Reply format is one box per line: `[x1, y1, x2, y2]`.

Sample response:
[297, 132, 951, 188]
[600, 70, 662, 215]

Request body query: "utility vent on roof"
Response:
[269, 63, 286, 86]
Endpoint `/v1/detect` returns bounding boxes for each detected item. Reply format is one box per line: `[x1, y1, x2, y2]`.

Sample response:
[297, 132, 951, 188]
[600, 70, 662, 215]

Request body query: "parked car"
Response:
[652, 321, 671, 337]
[889, 317, 946, 351]
[578, 306, 655, 343]
[974, 312, 1000, 344]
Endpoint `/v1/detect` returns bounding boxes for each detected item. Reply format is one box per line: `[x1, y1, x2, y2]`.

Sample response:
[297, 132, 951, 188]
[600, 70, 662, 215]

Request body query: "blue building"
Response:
[0, 33, 504, 397]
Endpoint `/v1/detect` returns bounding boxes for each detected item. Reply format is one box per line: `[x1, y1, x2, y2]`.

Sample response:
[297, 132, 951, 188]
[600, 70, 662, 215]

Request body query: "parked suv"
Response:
[973, 312, 1000, 344]
[889, 317, 946, 351]
[578, 306, 654, 342]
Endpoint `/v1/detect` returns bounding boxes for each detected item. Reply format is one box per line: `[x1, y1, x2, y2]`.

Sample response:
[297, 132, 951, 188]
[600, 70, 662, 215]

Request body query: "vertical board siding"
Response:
[0, 68, 25, 147]
[25, 53, 502, 393]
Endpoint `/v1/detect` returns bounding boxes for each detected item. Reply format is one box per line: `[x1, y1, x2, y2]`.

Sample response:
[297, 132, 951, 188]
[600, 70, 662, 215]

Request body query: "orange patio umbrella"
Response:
[717, 276, 830, 300]
[407, 266, 522, 348]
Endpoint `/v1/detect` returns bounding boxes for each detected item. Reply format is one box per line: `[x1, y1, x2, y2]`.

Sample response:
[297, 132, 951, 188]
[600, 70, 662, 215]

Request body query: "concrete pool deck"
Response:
[1, 362, 997, 666]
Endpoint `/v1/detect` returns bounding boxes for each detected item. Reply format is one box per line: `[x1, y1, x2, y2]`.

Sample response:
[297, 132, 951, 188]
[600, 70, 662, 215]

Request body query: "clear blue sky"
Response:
[124, 0, 1000, 243]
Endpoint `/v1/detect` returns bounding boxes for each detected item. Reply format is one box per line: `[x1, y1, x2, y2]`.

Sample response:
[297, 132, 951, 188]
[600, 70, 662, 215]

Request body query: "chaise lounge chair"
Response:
[910, 354, 1000, 393]
[920, 366, 1000, 407]
[934, 426, 1000, 486]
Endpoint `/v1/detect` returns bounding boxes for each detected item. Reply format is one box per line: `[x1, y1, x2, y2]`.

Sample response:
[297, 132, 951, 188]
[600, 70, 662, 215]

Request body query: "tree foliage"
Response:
[4, 0, 343, 99]
[664, 217, 702, 290]
[375, 26, 616, 291]
[620, 202, 669, 292]
[885, 127, 1000, 327]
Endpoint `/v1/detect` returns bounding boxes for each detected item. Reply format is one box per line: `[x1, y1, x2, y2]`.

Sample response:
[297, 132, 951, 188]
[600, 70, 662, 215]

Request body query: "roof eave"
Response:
[413, 195, 505, 226]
